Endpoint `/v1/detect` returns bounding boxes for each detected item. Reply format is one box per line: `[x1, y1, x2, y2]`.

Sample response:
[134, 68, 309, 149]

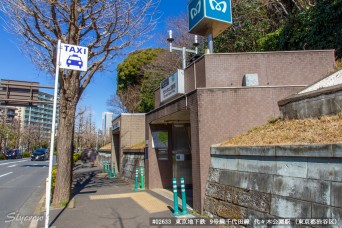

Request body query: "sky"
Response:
[0, 0, 187, 129]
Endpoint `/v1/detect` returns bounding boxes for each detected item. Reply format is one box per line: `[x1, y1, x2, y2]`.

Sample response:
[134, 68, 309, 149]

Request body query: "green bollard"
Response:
[140, 167, 145, 190]
[103, 161, 108, 173]
[113, 164, 116, 178]
[109, 164, 114, 179]
[180, 177, 188, 215]
[105, 162, 109, 173]
[172, 178, 180, 216]
[107, 163, 110, 174]
[134, 168, 139, 192]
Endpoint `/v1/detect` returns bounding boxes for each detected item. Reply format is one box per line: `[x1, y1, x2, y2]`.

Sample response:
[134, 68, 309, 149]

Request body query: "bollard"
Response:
[172, 178, 179, 216]
[105, 162, 110, 173]
[134, 168, 139, 192]
[140, 167, 145, 190]
[107, 163, 111, 174]
[113, 164, 116, 178]
[109, 164, 114, 179]
[180, 178, 188, 215]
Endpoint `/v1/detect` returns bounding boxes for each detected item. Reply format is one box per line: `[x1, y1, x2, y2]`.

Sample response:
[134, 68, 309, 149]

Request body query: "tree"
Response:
[278, 0, 342, 59]
[0, 0, 160, 205]
[139, 51, 182, 112]
[74, 106, 97, 151]
[111, 48, 164, 113]
[107, 84, 141, 114]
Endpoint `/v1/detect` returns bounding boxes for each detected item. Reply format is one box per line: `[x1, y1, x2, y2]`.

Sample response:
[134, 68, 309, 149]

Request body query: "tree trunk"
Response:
[52, 71, 80, 205]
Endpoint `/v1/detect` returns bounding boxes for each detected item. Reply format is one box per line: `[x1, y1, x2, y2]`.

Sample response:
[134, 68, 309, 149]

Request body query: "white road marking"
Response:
[0, 159, 28, 166]
[0, 172, 13, 178]
[8, 165, 17, 168]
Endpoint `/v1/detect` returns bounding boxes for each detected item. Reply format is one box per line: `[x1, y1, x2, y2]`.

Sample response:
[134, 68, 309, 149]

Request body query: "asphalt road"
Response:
[0, 158, 49, 228]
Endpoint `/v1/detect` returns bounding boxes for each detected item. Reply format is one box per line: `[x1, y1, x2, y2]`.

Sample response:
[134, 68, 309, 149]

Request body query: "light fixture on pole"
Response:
[167, 30, 200, 69]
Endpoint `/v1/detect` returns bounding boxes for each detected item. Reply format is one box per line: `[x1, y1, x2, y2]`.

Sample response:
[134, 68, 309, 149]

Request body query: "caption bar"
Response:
[149, 218, 339, 226]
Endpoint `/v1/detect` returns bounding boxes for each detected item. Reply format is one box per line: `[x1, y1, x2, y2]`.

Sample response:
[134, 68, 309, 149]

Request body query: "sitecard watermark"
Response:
[5, 212, 44, 224]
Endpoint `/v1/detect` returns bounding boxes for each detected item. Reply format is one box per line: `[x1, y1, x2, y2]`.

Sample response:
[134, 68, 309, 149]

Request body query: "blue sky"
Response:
[0, 0, 186, 129]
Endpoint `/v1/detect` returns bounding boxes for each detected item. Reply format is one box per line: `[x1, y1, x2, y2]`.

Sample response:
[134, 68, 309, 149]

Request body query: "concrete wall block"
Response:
[276, 144, 332, 157]
[216, 201, 248, 219]
[238, 146, 276, 156]
[312, 204, 342, 228]
[232, 187, 271, 213]
[205, 182, 227, 201]
[331, 206, 342, 221]
[211, 156, 238, 170]
[276, 157, 308, 178]
[272, 176, 330, 205]
[203, 197, 217, 215]
[247, 209, 276, 227]
[225, 186, 234, 203]
[219, 170, 273, 193]
[211, 146, 237, 155]
[270, 196, 311, 218]
[333, 144, 342, 157]
[237, 156, 276, 175]
[208, 168, 221, 183]
[312, 203, 331, 218]
[307, 158, 342, 182]
[331, 182, 342, 208]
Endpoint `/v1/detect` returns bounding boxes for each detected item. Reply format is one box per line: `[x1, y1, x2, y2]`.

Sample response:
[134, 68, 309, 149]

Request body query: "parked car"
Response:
[31, 148, 49, 161]
[6, 149, 23, 159]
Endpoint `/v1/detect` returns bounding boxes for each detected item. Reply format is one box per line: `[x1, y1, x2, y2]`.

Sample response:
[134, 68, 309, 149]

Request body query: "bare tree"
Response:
[0, 0, 160, 205]
[74, 106, 96, 151]
[107, 84, 141, 114]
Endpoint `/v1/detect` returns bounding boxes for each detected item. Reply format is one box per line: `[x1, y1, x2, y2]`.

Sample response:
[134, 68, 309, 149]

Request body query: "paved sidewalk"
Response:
[36, 163, 198, 228]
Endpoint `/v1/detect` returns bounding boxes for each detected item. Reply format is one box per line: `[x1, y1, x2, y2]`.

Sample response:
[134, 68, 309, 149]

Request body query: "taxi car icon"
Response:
[67, 54, 83, 68]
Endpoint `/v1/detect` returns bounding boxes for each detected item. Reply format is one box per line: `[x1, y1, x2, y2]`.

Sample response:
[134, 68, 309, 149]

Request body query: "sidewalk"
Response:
[36, 163, 198, 228]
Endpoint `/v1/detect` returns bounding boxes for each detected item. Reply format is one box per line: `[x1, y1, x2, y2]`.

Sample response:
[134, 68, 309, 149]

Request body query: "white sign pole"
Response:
[45, 39, 61, 228]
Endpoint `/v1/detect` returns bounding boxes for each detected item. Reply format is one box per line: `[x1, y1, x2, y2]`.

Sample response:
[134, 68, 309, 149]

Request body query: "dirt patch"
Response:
[220, 114, 342, 146]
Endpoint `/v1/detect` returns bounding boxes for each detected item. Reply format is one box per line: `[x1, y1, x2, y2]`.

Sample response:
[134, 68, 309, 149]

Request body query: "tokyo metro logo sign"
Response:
[188, 0, 232, 37]
[209, 0, 227, 13]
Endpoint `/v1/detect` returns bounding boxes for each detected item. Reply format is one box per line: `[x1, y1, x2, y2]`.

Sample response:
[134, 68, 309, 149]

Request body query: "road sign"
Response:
[188, 0, 232, 37]
[59, 43, 88, 71]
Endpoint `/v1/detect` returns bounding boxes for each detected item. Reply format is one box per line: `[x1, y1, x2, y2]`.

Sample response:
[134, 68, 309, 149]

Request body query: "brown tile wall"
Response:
[204, 51, 336, 87]
[112, 114, 145, 173]
[155, 89, 161, 108]
[185, 63, 196, 94]
[195, 86, 305, 212]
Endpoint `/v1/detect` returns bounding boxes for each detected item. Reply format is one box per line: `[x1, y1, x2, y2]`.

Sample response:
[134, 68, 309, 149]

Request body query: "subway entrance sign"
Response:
[188, 0, 232, 37]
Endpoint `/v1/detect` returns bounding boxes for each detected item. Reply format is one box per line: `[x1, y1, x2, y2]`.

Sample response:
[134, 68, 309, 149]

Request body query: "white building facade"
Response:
[102, 112, 113, 136]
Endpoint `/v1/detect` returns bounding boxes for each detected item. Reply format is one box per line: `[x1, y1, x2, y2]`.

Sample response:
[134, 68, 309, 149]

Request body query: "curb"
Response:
[29, 193, 45, 228]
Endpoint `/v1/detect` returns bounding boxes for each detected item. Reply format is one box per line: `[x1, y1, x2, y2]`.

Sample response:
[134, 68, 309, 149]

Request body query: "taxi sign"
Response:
[59, 43, 88, 71]
[188, 0, 232, 37]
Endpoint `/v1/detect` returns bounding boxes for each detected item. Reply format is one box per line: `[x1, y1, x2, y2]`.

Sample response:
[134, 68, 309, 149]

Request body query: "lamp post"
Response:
[167, 30, 200, 69]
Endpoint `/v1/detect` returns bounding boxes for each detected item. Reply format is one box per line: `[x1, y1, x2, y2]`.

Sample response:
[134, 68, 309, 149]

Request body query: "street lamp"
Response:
[167, 30, 200, 69]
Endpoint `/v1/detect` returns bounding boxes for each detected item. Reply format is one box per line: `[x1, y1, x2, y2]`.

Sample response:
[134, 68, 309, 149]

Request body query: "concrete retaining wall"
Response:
[205, 144, 342, 226]
[279, 85, 342, 119]
[120, 152, 144, 182]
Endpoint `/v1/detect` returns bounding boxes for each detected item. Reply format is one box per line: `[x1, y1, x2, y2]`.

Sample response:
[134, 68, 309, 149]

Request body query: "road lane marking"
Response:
[8, 165, 17, 168]
[0, 159, 28, 166]
[0, 172, 13, 178]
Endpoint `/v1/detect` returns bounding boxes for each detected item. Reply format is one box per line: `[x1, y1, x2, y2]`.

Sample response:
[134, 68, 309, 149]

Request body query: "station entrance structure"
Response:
[145, 50, 336, 212]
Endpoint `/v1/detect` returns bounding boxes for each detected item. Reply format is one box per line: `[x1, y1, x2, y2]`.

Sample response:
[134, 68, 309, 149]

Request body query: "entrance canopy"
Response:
[150, 110, 190, 125]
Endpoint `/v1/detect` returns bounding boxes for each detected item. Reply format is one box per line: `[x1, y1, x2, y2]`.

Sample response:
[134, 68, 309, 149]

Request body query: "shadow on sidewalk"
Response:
[49, 165, 130, 227]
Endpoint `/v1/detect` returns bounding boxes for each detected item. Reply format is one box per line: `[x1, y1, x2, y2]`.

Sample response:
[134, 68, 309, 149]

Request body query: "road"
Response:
[0, 158, 49, 228]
